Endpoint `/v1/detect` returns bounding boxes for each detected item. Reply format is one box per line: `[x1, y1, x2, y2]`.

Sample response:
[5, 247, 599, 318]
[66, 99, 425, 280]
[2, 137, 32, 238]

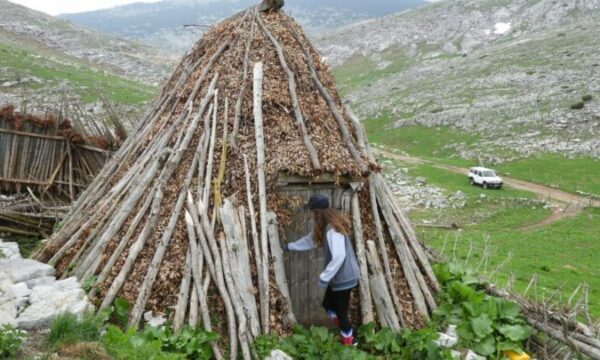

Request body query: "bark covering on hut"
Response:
[35, 7, 439, 359]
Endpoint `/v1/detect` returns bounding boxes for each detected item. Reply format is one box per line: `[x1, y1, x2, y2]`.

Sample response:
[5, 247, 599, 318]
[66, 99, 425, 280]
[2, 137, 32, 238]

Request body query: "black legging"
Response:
[322, 286, 354, 332]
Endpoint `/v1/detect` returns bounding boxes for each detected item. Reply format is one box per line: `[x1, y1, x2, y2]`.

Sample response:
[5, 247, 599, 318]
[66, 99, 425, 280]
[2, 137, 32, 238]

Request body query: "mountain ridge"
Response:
[60, 0, 427, 53]
[320, 0, 600, 161]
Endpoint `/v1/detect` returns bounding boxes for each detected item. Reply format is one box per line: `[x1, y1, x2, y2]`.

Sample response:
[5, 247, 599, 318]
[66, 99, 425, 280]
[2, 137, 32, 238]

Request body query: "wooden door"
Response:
[278, 185, 352, 326]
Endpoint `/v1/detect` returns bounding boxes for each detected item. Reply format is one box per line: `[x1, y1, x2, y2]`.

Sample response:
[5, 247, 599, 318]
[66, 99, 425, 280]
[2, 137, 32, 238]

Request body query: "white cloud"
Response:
[7, 0, 163, 15]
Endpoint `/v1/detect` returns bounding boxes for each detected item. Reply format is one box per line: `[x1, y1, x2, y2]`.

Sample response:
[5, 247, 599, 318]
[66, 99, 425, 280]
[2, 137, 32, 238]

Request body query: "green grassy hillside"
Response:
[0, 31, 157, 105]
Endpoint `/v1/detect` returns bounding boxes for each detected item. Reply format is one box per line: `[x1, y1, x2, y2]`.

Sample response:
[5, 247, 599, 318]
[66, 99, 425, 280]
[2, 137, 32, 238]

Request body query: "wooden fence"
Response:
[0, 106, 112, 200]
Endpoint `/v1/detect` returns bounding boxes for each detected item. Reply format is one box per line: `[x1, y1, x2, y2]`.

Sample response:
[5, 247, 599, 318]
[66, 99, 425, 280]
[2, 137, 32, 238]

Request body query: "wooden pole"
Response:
[266, 212, 296, 326]
[255, 14, 321, 172]
[351, 192, 375, 324]
[253, 61, 270, 334]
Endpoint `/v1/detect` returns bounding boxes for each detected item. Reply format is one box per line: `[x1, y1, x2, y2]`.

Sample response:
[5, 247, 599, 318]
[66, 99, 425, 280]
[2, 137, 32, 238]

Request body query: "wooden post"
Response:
[266, 212, 296, 326]
[351, 192, 374, 324]
[253, 61, 270, 334]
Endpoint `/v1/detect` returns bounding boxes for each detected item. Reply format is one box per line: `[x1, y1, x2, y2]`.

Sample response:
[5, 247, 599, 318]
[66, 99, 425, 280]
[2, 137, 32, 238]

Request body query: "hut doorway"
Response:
[276, 173, 359, 326]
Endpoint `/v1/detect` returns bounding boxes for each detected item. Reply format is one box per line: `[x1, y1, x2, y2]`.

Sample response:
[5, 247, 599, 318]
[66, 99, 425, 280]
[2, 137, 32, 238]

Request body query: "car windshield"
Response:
[482, 171, 496, 177]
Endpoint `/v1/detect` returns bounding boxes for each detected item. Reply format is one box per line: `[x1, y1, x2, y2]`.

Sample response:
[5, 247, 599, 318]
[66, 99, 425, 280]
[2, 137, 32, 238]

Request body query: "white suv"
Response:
[468, 167, 503, 189]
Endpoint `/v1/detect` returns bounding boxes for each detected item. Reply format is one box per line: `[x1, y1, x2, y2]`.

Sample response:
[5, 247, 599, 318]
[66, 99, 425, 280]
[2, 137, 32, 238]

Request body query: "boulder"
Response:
[24, 276, 56, 289]
[266, 349, 293, 360]
[0, 242, 21, 260]
[4, 258, 55, 283]
[17, 277, 93, 330]
[9, 283, 31, 299]
[0, 309, 16, 326]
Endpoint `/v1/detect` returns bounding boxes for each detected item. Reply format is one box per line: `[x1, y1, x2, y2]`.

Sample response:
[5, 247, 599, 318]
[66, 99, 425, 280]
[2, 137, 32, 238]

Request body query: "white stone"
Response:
[144, 311, 167, 328]
[25, 276, 56, 289]
[465, 350, 486, 360]
[5, 259, 55, 283]
[0, 309, 16, 326]
[0, 301, 17, 318]
[435, 332, 458, 348]
[266, 349, 293, 360]
[17, 277, 93, 330]
[0, 242, 21, 260]
[9, 283, 30, 299]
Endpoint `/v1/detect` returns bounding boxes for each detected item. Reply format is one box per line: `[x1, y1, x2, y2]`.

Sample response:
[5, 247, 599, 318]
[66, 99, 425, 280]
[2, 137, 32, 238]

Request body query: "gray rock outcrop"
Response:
[0, 241, 93, 330]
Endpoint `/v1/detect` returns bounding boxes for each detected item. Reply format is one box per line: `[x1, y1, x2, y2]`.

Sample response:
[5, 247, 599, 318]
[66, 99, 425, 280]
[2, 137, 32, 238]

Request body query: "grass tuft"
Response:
[47, 313, 106, 348]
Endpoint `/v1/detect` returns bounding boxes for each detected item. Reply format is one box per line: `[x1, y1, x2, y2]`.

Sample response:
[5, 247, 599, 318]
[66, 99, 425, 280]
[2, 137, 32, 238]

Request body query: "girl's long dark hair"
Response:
[312, 208, 351, 246]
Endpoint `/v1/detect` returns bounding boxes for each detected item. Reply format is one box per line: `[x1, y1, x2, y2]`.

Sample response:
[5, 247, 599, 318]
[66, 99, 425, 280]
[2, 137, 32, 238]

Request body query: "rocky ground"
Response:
[0, 241, 93, 330]
[318, 0, 600, 161]
[381, 158, 467, 211]
[0, 0, 174, 85]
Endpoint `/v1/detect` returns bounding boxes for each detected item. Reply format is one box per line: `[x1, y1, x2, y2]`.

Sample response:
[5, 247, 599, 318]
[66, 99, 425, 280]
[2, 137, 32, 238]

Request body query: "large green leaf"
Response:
[497, 324, 532, 342]
[497, 299, 521, 320]
[471, 315, 494, 339]
[473, 335, 496, 356]
[497, 340, 523, 353]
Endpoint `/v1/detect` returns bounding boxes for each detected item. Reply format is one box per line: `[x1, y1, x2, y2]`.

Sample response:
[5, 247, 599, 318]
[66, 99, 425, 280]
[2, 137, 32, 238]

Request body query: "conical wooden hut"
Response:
[35, 6, 440, 358]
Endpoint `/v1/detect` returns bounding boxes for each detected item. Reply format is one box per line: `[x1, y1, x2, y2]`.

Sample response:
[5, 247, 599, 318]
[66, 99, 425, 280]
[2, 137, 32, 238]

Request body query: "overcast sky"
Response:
[8, 0, 163, 15]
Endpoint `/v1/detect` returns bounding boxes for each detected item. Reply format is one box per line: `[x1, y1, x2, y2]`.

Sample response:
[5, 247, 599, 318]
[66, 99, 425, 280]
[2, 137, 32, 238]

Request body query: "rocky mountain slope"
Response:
[60, 0, 426, 54]
[319, 0, 600, 161]
[0, 0, 173, 85]
[0, 0, 175, 119]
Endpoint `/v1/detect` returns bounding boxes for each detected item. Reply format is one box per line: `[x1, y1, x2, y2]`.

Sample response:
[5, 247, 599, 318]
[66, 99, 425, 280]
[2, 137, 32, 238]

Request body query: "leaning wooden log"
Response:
[184, 210, 223, 359]
[288, 27, 369, 176]
[78, 75, 219, 280]
[366, 240, 401, 331]
[188, 196, 237, 360]
[255, 13, 321, 173]
[173, 250, 192, 332]
[243, 154, 266, 333]
[367, 177, 406, 327]
[253, 61, 270, 334]
[379, 175, 440, 292]
[372, 176, 429, 319]
[351, 192, 375, 324]
[221, 199, 261, 337]
[529, 320, 600, 360]
[266, 212, 296, 326]
[219, 232, 252, 360]
[231, 17, 255, 148]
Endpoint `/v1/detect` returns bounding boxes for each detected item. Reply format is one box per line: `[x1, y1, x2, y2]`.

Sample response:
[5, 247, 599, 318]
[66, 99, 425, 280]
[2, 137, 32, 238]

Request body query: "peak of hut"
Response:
[35, 7, 439, 359]
[259, 0, 284, 12]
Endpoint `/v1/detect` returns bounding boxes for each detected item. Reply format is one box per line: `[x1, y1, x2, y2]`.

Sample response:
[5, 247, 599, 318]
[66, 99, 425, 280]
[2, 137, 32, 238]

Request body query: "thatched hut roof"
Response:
[36, 7, 439, 358]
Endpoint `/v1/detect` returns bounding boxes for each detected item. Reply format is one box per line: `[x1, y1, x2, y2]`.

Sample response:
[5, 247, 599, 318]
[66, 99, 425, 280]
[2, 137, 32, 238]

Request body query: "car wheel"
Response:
[483, 182, 488, 189]
[469, 178, 474, 186]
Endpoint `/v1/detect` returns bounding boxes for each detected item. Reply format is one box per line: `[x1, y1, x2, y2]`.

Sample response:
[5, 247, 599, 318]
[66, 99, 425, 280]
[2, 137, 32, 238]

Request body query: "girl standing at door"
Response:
[283, 194, 360, 346]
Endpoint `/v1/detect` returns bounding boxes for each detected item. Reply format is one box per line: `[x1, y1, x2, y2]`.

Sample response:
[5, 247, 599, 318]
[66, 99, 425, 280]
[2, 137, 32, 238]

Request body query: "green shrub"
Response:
[582, 94, 593, 102]
[101, 325, 181, 360]
[433, 263, 532, 358]
[47, 312, 107, 348]
[143, 325, 219, 360]
[570, 101, 585, 110]
[112, 297, 131, 328]
[0, 324, 27, 358]
[82, 276, 98, 293]
[358, 324, 453, 359]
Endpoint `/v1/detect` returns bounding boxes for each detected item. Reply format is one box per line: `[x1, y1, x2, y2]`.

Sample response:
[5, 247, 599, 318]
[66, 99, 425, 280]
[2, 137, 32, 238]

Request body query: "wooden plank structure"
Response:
[0, 105, 114, 199]
[0, 105, 118, 237]
[35, 7, 440, 359]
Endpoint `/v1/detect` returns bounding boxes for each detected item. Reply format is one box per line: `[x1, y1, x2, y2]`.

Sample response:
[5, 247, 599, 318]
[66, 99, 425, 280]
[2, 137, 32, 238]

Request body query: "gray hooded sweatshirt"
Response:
[287, 226, 360, 291]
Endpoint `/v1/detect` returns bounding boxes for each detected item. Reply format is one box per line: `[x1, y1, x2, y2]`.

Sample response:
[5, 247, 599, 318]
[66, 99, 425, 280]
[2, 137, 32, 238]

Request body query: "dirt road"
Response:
[375, 148, 600, 229]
